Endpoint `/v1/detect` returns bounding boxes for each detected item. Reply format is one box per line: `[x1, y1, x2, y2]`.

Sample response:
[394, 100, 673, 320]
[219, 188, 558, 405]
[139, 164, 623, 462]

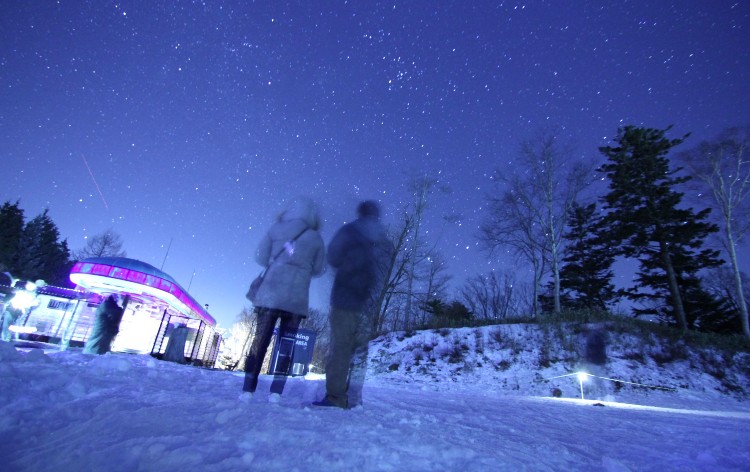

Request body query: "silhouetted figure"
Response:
[242, 197, 325, 398]
[584, 327, 607, 366]
[580, 324, 610, 400]
[163, 323, 190, 363]
[83, 295, 129, 355]
[314, 200, 394, 409]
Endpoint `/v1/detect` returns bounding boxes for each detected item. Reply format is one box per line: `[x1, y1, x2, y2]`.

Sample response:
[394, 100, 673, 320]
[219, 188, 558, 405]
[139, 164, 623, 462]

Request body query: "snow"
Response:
[1, 324, 749, 471]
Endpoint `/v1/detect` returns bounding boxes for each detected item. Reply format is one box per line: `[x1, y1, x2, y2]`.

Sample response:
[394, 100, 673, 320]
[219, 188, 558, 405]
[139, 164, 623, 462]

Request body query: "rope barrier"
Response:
[542, 371, 677, 392]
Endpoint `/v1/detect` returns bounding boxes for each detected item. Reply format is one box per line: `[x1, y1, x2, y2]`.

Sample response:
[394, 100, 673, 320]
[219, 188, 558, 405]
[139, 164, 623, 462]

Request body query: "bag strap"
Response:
[264, 227, 309, 270]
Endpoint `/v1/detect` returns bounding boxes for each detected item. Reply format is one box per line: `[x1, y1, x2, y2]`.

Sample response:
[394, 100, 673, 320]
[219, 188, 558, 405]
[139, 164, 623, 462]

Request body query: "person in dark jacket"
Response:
[83, 294, 129, 355]
[314, 200, 394, 409]
[579, 324, 611, 400]
[242, 196, 326, 399]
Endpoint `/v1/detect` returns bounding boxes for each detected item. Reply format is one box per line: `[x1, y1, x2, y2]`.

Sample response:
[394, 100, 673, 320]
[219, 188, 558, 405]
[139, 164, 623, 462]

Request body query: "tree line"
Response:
[370, 125, 750, 339]
[0, 201, 125, 287]
[225, 124, 749, 373]
[3, 124, 749, 345]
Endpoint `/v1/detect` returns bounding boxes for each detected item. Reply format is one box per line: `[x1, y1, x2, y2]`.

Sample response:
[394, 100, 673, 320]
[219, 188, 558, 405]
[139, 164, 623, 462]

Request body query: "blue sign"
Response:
[270, 327, 317, 376]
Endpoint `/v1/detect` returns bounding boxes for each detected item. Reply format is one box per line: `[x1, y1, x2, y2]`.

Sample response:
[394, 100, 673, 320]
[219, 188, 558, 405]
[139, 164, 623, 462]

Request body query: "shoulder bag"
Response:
[246, 227, 308, 303]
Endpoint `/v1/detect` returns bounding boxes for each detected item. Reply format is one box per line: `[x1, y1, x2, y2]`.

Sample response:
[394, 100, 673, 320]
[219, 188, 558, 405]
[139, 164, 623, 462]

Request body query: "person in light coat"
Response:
[243, 196, 326, 397]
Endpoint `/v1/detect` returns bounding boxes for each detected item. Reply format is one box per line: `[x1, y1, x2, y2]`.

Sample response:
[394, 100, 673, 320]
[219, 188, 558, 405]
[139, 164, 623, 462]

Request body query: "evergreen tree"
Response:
[0, 200, 25, 273]
[16, 209, 72, 286]
[558, 202, 617, 310]
[598, 126, 722, 332]
[422, 299, 473, 328]
[633, 248, 730, 330]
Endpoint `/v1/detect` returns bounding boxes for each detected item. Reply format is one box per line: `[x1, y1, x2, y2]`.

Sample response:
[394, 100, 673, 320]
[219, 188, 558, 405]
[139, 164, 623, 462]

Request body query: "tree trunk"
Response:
[551, 240, 561, 314]
[404, 186, 427, 330]
[725, 224, 750, 338]
[531, 257, 542, 317]
[660, 240, 688, 333]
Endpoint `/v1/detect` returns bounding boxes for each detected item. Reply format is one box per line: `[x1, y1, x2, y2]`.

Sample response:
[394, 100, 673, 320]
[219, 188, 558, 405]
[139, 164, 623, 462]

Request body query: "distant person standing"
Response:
[314, 200, 394, 409]
[242, 197, 326, 399]
[0, 279, 45, 342]
[0, 305, 23, 342]
[83, 294, 130, 355]
[580, 324, 611, 400]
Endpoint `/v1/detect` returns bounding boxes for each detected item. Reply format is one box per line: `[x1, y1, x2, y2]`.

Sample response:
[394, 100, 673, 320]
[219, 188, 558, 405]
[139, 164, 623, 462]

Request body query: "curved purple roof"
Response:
[70, 257, 215, 326]
[83, 257, 178, 283]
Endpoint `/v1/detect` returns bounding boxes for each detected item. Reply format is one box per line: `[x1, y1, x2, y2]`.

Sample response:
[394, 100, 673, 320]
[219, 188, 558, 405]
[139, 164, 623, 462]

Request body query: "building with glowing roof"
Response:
[3, 257, 221, 366]
[70, 257, 215, 326]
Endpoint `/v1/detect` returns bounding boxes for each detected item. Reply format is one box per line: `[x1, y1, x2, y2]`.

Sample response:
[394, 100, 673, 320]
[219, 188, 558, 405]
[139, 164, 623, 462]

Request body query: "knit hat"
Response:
[357, 200, 381, 219]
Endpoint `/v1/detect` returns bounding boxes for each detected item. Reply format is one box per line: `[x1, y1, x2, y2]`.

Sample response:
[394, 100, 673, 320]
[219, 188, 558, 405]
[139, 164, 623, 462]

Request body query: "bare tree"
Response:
[374, 208, 430, 332]
[220, 306, 257, 371]
[73, 229, 126, 261]
[422, 251, 451, 301]
[372, 213, 413, 334]
[300, 307, 328, 337]
[679, 127, 750, 338]
[701, 266, 750, 332]
[413, 251, 452, 327]
[481, 177, 547, 316]
[362, 175, 458, 333]
[402, 176, 447, 328]
[459, 271, 520, 320]
[480, 128, 592, 315]
[378, 176, 452, 331]
[302, 308, 330, 371]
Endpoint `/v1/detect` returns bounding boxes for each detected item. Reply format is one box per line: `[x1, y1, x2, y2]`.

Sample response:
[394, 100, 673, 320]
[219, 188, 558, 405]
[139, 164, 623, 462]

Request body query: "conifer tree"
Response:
[0, 200, 25, 274]
[16, 209, 72, 286]
[598, 126, 721, 332]
[558, 202, 617, 311]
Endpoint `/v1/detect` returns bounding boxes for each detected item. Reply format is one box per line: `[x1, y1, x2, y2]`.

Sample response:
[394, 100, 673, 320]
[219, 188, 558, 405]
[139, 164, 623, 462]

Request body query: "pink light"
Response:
[169, 284, 183, 298]
[91, 264, 111, 276]
[145, 275, 158, 287]
[157, 278, 172, 291]
[70, 262, 215, 326]
[110, 267, 128, 279]
[127, 271, 146, 284]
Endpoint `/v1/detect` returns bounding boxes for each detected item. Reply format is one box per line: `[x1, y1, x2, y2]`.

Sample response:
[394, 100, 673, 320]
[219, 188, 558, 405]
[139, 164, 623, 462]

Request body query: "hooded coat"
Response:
[252, 198, 326, 316]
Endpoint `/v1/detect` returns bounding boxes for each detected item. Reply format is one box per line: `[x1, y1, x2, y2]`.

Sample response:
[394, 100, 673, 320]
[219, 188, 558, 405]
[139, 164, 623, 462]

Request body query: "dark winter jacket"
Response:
[328, 215, 393, 311]
[253, 197, 326, 316]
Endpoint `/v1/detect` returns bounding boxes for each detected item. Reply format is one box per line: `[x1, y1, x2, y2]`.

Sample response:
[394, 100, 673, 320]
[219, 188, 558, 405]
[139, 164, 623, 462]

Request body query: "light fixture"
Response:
[577, 372, 589, 400]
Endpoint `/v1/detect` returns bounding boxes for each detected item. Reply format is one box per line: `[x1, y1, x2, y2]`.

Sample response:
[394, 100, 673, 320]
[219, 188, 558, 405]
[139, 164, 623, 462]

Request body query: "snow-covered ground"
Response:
[1, 324, 749, 471]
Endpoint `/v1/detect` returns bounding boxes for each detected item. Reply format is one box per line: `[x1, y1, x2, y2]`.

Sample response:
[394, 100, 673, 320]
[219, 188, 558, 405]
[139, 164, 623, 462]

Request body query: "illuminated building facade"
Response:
[3, 257, 221, 367]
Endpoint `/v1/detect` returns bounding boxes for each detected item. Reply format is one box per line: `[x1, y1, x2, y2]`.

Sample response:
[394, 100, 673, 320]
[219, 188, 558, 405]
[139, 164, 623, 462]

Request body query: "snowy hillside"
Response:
[366, 322, 750, 407]
[1, 322, 749, 471]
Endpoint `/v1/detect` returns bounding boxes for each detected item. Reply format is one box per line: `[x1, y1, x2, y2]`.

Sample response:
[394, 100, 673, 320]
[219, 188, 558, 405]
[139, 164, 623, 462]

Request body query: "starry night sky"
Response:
[2, 1, 749, 329]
